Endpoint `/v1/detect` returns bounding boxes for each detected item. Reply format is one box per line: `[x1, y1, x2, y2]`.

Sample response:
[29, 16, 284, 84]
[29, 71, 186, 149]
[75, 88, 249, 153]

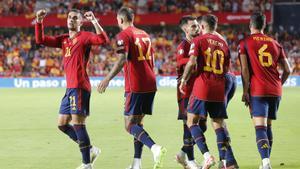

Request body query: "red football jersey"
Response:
[189, 33, 230, 102]
[239, 33, 286, 96]
[35, 22, 109, 92]
[116, 26, 156, 93]
[176, 39, 197, 100]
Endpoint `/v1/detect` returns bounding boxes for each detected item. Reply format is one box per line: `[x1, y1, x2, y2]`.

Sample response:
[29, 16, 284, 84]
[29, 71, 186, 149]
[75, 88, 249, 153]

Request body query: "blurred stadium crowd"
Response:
[0, 0, 299, 77]
[0, 0, 272, 16]
[1, 27, 299, 77]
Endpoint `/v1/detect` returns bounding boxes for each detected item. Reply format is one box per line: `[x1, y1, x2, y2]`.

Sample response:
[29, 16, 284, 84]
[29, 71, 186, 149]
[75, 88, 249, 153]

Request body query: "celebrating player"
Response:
[180, 14, 232, 169]
[175, 15, 205, 169]
[196, 16, 239, 169]
[239, 12, 291, 169]
[35, 9, 109, 169]
[97, 7, 167, 169]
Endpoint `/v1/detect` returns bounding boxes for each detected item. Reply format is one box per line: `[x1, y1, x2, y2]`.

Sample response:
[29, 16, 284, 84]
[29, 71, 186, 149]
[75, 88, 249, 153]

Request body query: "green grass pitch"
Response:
[0, 87, 299, 169]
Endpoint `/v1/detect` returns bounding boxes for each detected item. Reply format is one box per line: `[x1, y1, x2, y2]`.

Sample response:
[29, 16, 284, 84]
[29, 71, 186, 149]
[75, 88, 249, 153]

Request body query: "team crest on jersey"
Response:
[117, 40, 124, 46]
[178, 49, 184, 55]
[190, 43, 195, 49]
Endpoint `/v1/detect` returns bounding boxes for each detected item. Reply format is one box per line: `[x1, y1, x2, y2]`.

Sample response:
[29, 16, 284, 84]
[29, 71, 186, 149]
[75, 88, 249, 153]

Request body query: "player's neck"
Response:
[69, 30, 80, 39]
[121, 23, 134, 30]
[186, 35, 192, 42]
[251, 29, 264, 35]
[202, 30, 214, 35]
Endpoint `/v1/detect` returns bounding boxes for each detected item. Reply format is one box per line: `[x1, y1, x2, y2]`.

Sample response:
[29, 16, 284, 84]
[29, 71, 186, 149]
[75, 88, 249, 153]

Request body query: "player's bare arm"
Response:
[84, 11, 105, 34]
[179, 55, 197, 94]
[279, 58, 292, 85]
[97, 52, 127, 93]
[240, 53, 250, 106]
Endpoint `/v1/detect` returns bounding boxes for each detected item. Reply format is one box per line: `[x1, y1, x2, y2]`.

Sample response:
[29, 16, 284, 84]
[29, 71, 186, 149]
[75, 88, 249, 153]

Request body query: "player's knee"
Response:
[199, 123, 207, 133]
[125, 122, 134, 133]
[186, 120, 196, 128]
[58, 125, 68, 132]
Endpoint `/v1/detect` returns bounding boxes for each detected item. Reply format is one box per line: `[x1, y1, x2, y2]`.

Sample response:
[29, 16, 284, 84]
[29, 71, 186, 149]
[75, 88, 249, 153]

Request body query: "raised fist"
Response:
[36, 9, 47, 22]
[84, 11, 97, 22]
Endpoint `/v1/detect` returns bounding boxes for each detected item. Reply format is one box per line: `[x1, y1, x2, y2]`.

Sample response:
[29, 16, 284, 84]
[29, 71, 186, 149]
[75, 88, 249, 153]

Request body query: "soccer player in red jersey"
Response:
[196, 16, 239, 169]
[180, 14, 232, 169]
[239, 12, 291, 169]
[97, 7, 166, 169]
[35, 9, 109, 169]
[175, 15, 204, 169]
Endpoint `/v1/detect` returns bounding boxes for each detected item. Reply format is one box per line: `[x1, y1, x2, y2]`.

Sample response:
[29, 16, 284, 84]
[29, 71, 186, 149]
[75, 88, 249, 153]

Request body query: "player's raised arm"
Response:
[239, 42, 250, 106]
[84, 11, 109, 45]
[35, 9, 63, 48]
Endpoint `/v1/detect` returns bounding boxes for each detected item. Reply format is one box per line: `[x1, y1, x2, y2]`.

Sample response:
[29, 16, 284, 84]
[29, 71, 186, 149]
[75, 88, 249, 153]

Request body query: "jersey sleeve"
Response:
[176, 46, 189, 68]
[279, 45, 287, 60]
[116, 32, 130, 54]
[224, 47, 231, 73]
[35, 22, 63, 48]
[238, 40, 246, 55]
[85, 31, 110, 46]
[188, 39, 200, 57]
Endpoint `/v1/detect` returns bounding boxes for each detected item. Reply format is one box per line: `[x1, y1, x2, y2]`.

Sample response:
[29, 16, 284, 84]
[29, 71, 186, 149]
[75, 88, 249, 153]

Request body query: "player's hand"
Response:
[97, 77, 109, 93]
[179, 80, 186, 95]
[36, 9, 47, 23]
[84, 11, 97, 23]
[242, 92, 250, 107]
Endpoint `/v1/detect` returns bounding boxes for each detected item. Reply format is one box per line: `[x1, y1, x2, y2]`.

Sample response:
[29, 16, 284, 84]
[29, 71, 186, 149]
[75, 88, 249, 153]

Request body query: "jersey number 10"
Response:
[135, 37, 152, 61]
[203, 47, 224, 74]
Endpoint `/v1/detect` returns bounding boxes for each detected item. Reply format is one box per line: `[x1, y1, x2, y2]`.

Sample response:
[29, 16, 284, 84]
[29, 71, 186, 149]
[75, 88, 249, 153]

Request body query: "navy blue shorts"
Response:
[225, 73, 237, 107]
[250, 96, 281, 120]
[124, 92, 156, 116]
[187, 95, 227, 119]
[177, 98, 189, 120]
[59, 88, 90, 116]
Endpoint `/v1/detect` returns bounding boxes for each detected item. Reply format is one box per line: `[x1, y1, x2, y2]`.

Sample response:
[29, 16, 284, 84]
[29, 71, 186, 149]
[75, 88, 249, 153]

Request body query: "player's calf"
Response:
[181, 124, 195, 161]
[74, 124, 92, 164]
[255, 125, 270, 166]
[58, 124, 78, 142]
[215, 127, 228, 161]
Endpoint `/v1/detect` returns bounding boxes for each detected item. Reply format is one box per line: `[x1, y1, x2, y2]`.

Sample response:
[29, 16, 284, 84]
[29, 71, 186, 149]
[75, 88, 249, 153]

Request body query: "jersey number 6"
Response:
[258, 44, 273, 67]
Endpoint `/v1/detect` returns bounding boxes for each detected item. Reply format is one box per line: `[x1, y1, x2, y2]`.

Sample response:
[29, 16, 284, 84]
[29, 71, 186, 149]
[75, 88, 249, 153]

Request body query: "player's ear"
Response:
[201, 24, 205, 30]
[181, 25, 186, 32]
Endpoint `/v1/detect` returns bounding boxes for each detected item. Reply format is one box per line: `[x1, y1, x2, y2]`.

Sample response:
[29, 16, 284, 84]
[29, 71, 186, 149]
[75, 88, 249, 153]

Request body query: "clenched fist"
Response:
[36, 9, 47, 23]
[84, 11, 97, 23]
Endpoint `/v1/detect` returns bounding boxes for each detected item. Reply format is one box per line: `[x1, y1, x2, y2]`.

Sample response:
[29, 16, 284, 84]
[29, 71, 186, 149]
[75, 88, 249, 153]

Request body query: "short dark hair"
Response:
[179, 15, 196, 28]
[250, 12, 266, 30]
[69, 9, 83, 17]
[196, 16, 203, 23]
[117, 7, 134, 22]
[201, 14, 218, 31]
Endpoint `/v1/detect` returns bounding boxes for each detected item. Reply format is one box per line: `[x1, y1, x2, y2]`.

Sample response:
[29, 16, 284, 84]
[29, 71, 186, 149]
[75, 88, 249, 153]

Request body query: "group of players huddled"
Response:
[35, 6, 291, 169]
